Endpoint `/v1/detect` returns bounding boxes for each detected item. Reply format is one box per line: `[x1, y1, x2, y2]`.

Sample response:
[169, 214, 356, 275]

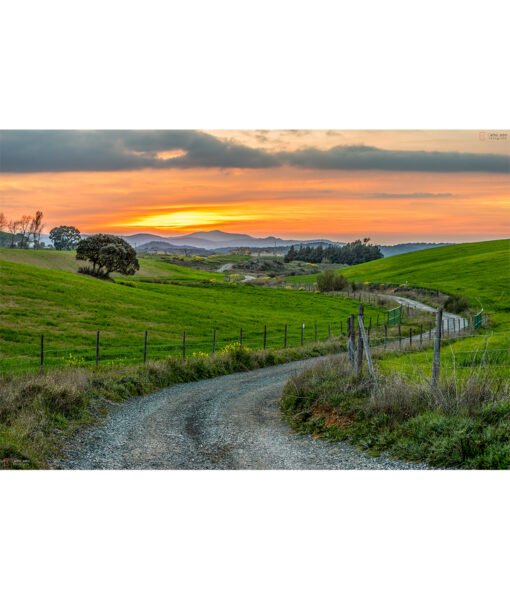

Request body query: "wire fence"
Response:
[0, 305, 500, 376]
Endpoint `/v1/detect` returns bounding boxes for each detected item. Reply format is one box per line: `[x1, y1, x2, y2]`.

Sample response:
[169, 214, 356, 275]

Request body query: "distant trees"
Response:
[76, 234, 140, 278]
[317, 269, 348, 292]
[49, 225, 81, 250]
[0, 211, 44, 248]
[285, 239, 383, 265]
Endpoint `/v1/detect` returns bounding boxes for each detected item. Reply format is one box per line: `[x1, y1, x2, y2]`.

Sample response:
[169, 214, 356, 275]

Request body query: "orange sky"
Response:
[1, 130, 509, 244]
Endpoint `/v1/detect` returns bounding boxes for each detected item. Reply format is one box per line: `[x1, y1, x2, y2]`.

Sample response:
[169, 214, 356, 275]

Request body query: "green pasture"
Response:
[0, 257, 385, 372]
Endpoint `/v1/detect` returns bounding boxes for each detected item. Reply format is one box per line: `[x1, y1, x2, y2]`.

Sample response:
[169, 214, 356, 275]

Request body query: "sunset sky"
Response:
[1, 130, 509, 244]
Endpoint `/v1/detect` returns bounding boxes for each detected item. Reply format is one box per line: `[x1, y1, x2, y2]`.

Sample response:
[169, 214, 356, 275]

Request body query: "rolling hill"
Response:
[0, 251, 385, 372]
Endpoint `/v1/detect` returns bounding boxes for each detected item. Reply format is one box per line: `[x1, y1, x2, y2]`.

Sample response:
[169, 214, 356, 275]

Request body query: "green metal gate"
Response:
[473, 310, 483, 329]
[388, 305, 402, 326]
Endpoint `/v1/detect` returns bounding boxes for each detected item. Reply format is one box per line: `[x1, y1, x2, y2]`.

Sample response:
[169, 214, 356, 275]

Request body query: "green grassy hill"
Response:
[0, 254, 384, 372]
[287, 239, 510, 310]
[0, 248, 225, 283]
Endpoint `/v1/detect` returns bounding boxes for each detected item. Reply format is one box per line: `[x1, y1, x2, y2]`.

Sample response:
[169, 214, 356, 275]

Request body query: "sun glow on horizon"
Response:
[122, 210, 255, 231]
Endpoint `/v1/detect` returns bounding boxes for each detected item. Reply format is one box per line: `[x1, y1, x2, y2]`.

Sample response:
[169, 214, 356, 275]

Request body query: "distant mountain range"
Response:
[117, 230, 453, 257]
[122, 230, 335, 250]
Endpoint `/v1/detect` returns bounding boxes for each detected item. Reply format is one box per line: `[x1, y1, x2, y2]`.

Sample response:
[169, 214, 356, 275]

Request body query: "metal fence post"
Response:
[263, 325, 267, 349]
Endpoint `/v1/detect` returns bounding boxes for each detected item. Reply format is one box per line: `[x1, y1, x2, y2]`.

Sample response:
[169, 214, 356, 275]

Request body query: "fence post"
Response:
[347, 315, 355, 367]
[409, 328, 412, 347]
[144, 330, 148, 364]
[212, 329, 216, 355]
[431, 308, 442, 386]
[284, 324, 287, 349]
[384, 324, 387, 350]
[240, 327, 243, 347]
[356, 304, 364, 375]
[420, 324, 423, 346]
[96, 330, 100, 367]
[358, 313, 377, 385]
[447, 319, 450, 337]
[453, 319, 456, 336]
[183, 331, 186, 360]
[301, 323, 304, 346]
[264, 325, 267, 349]
[40, 334, 44, 372]
[429, 323, 432, 341]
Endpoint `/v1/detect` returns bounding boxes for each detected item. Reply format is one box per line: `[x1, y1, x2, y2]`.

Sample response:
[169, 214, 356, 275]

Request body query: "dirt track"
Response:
[60, 295, 454, 470]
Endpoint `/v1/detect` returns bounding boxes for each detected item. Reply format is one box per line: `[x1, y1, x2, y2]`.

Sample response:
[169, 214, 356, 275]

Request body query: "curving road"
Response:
[60, 294, 459, 470]
[60, 355, 431, 470]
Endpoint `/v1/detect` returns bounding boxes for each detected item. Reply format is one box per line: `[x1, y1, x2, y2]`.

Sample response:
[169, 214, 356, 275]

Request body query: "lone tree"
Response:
[50, 225, 82, 250]
[76, 234, 139, 278]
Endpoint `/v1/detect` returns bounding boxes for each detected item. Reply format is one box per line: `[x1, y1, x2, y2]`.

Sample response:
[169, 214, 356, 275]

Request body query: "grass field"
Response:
[280, 239, 510, 468]
[0, 252, 386, 372]
[0, 248, 225, 283]
[287, 239, 509, 303]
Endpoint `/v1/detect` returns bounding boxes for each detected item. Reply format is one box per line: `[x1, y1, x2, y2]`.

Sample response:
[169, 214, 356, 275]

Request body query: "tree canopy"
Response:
[285, 239, 383, 265]
[76, 234, 139, 278]
[49, 225, 81, 250]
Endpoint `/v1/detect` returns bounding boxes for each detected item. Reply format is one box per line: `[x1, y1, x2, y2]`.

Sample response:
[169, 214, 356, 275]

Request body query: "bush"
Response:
[317, 269, 348, 292]
[444, 294, 469, 314]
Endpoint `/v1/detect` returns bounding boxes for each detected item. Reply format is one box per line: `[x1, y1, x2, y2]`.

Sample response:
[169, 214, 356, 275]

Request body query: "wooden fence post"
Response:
[183, 331, 186, 360]
[144, 330, 148, 364]
[96, 330, 100, 367]
[356, 304, 364, 375]
[263, 325, 267, 349]
[40, 334, 44, 372]
[431, 308, 442, 386]
[212, 329, 216, 355]
[358, 313, 377, 385]
[284, 324, 287, 349]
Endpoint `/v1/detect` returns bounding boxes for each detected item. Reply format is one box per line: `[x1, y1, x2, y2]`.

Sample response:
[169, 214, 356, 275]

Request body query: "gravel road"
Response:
[60, 293, 455, 470]
[60, 355, 431, 470]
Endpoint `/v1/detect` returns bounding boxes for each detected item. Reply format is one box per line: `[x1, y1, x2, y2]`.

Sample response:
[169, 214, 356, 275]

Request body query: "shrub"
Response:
[444, 294, 469, 314]
[317, 269, 348, 292]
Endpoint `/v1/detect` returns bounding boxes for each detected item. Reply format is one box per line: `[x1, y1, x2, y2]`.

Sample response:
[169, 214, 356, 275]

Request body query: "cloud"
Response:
[1, 132, 509, 174]
[276, 144, 510, 173]
[0, 130, 279, 173]
[364, 192, 454, 199]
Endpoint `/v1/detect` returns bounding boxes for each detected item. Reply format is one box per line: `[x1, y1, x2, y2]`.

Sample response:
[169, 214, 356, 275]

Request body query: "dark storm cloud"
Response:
[276, 144, 510, 173]
[0, 130, 279, 173]
[0, 131, 509, 174]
